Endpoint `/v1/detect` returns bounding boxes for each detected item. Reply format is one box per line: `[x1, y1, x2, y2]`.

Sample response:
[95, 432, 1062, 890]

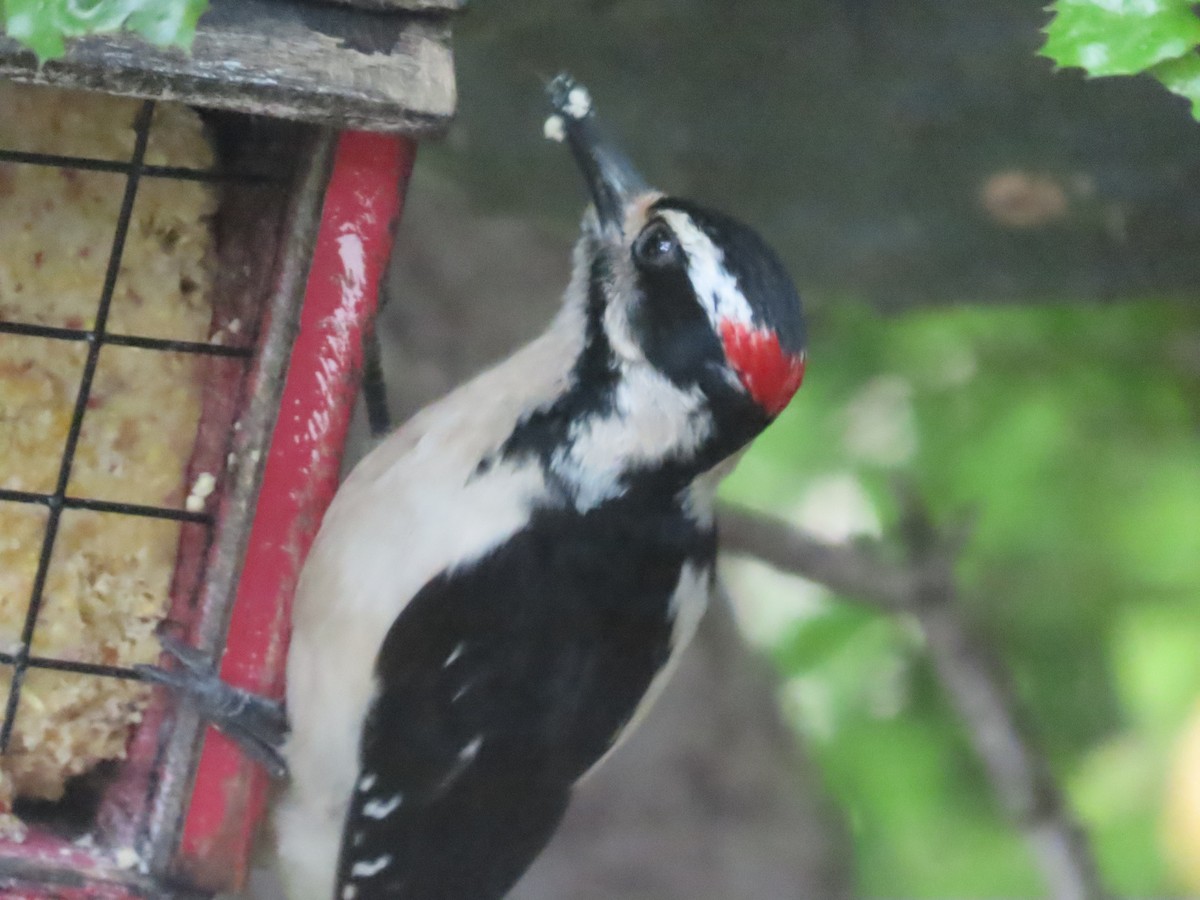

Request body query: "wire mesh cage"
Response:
[0, 3, 450, 892]
[0, 85, 317, 896]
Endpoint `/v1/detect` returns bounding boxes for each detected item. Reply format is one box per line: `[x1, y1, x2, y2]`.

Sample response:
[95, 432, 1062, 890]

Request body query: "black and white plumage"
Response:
[163, 74, 806, 900]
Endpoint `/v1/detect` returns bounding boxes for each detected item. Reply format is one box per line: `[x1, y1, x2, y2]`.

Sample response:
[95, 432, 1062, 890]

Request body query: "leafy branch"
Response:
[0, 0, 209, 61]
[718, 500, 1110, 900]
[1043, 0, 1200, 119]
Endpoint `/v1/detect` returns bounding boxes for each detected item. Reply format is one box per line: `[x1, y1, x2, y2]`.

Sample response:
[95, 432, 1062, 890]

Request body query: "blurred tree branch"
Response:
[718, 502, 1111, 900]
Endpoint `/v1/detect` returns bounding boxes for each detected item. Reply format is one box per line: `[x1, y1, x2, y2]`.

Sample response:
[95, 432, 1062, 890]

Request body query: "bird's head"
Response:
[546, 75, 806, 458]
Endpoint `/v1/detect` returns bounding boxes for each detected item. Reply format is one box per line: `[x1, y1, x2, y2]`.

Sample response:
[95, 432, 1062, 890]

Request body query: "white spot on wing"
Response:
[459, 736, 483, 761]
[443, 642, 465, 668]
[342, 887, 358, 900]
[430, 735, 485, 795]
[350, 854, 392, 878]
[362, 793, 404, 819]
[357, 773, 376, 792]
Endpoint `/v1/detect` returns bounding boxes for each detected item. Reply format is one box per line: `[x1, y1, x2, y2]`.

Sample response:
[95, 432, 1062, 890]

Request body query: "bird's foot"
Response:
[137, 633, 289, 778]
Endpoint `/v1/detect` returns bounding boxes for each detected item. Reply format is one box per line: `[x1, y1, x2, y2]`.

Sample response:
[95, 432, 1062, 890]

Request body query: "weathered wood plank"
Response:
[0, 0, 455, 134]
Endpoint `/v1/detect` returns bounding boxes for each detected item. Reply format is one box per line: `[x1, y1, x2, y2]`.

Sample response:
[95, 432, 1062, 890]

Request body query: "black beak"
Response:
[547, 73, 648, 236]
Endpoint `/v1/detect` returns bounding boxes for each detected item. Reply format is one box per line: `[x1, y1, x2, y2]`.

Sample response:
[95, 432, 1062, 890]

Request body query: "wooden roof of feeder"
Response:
[0, 0, 458, 134]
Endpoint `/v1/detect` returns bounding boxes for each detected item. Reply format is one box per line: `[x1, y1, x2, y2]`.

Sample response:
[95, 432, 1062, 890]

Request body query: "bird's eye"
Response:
[633, 222, 681, 269]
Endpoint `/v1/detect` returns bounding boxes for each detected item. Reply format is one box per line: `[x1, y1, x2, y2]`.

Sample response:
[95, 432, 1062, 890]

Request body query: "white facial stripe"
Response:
[657, 209, 754, 329]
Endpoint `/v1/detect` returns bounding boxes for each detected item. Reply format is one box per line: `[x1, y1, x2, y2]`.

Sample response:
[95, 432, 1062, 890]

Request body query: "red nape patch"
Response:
[719, 320, 806, 416]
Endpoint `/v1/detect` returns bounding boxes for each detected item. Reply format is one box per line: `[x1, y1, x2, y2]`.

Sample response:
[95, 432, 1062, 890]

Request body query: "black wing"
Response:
[335, 501, 709, 900]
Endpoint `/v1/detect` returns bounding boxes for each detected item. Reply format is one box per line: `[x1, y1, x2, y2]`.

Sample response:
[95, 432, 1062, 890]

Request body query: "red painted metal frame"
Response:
[176, 130, 416, 891]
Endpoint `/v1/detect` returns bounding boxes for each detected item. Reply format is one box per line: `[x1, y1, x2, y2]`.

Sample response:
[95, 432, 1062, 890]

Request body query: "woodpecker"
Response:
[144, 74, 805, 900]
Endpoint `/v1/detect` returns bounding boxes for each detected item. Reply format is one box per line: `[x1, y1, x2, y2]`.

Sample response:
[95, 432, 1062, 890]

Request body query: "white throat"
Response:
[549, 363, 712, 512]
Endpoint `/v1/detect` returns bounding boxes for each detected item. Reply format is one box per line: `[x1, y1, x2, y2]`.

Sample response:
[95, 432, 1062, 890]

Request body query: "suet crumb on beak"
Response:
[563, 85, 592, 120]
[543, 114, 566, 143]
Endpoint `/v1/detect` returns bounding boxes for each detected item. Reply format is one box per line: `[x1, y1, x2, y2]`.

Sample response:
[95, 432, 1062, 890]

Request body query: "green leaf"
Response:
[1, 0, 209, 62]
[1043, 0, 1200, 77]
[1152, 51, 1200, 117]
[126, 0, 206, 50]
[2, 0, 68, 58]
[1111, 605, 1200, 735]
[728, 298, 1200, 894]
[774, 603, 881, 675]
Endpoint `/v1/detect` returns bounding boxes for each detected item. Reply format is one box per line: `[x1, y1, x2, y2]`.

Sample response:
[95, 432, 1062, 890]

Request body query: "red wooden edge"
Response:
[176, 131, 416, 891]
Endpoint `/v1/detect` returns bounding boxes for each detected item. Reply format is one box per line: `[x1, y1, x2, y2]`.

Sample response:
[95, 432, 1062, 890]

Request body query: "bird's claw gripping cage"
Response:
[0, 2, 455, 895]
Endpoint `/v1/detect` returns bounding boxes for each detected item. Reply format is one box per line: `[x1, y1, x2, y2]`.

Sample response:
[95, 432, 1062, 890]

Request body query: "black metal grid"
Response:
[0, 99, 258, 751]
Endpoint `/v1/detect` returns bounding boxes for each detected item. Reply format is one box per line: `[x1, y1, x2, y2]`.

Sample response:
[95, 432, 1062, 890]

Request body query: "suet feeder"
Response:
[0, 1, 456, 895]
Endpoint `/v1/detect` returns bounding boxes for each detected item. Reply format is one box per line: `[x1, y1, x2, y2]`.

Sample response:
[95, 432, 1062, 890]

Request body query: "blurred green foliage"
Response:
[723, 299, 1200, 895]
[1043, 0, 1200, 118]
[0, 0, 207, 61]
